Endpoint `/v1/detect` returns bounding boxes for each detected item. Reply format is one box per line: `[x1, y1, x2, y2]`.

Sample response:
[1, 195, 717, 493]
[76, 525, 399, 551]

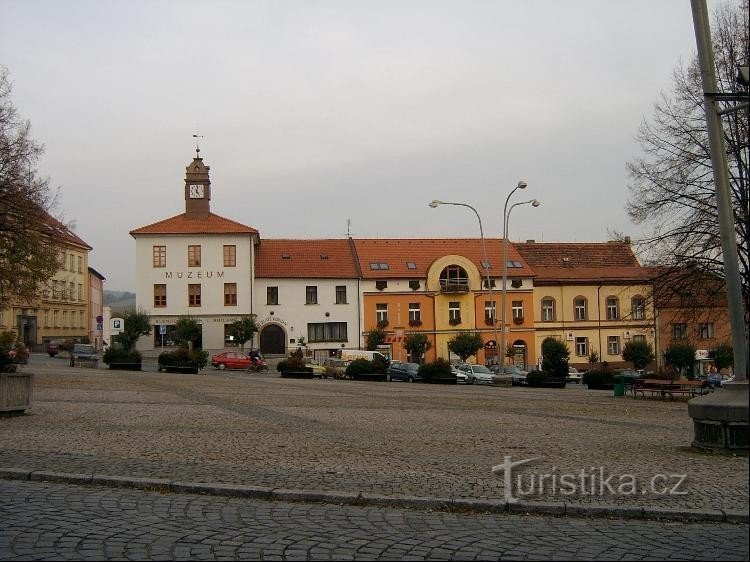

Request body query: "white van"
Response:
[339, 349, 389, 363]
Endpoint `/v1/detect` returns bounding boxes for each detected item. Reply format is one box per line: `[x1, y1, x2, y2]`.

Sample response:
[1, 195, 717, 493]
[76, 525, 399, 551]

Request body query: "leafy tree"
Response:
[447, 331, 483, 363]
[226, 315, 259, 352]
[116, 310, 151, 351]
[365, 327, 387, 351]
[709, 343, 733, 371]
[622, 340, 655, 370]
[174, 316, 202, 350]
[0, 67, 61, 308]
[626, 0, 749, 318]
[403, 333, 432, 364]
[541, 337, 569, 379]
[665, 342, 697, 379]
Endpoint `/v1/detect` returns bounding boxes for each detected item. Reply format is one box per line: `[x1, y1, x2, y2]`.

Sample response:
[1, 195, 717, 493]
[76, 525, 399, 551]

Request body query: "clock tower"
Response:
[184, 149, 211, 218]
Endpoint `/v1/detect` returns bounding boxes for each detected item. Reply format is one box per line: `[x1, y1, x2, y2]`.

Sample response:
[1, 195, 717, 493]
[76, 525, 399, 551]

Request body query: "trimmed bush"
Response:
[158, 348, 208, 373]
[582, 369, 615, 389]
[103, 347, 142, 370]
[346, 358, 374, 377]
[417, 358, 457, 384]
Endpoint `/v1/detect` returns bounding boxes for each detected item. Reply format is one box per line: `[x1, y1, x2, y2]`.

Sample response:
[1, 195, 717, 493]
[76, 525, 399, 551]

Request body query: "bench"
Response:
[632, 379, 709, 399]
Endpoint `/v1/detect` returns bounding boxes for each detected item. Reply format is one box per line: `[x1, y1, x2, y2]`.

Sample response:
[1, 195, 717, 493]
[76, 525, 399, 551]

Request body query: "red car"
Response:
[211, 351, 252, 370]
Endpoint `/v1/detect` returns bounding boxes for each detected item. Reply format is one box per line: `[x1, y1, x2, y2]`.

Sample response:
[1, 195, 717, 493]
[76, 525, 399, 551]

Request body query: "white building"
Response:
[130, 153, 259, 351]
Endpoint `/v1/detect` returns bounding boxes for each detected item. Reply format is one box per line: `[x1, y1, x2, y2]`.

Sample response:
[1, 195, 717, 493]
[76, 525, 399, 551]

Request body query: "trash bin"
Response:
[613, 375, 625, 397]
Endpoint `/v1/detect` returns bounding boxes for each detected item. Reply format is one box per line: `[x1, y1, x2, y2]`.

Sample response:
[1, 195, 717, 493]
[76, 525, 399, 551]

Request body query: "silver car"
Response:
[456, 364, 495, 385]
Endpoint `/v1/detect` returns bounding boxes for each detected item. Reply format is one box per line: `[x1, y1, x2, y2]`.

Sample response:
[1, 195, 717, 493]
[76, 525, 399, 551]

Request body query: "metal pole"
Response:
[691, 0, 748, 380]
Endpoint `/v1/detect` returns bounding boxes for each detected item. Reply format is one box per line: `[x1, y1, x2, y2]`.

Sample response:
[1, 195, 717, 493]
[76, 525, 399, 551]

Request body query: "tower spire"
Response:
[192, 131, 204, 158]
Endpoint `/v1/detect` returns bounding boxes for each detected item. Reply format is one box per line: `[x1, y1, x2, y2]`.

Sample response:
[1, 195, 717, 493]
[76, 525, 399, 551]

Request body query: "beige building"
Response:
[88, 267, 106, 350]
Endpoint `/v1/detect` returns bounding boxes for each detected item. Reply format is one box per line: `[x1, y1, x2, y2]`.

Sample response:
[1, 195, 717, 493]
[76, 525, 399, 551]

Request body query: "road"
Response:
[1, 479, 747, 561]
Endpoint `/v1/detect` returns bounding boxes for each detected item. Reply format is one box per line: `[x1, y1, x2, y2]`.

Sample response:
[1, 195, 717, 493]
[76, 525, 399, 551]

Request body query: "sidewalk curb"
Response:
[1, 467, 747, 524]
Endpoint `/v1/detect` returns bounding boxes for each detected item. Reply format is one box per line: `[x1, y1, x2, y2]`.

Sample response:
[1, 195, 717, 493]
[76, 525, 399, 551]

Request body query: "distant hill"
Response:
[104, 290, 136, 313]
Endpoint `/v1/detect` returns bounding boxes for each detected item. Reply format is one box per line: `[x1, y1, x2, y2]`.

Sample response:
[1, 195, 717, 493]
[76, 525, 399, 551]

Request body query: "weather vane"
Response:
[192, 130, 204, 157]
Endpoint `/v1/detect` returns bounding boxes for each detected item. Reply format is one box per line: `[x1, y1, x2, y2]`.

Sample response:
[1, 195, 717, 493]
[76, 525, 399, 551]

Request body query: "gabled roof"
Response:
[129, 212, 258, 236]
[255, 239, 360, 279]
[44, 213, 92, 250]
[515, 241, 648, 283]
[353, 238, 534, 279]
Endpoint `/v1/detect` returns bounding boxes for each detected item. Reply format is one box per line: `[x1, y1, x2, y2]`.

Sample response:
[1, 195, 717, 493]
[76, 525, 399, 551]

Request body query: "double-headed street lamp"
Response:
[429, 200, 500, 364]
[501, 197, 540, 366]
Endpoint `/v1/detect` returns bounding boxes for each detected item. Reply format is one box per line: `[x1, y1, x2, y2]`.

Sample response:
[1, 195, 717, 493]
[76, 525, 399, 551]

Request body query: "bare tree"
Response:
[626, 0, 749, 318]
[0, 67, 60, 308]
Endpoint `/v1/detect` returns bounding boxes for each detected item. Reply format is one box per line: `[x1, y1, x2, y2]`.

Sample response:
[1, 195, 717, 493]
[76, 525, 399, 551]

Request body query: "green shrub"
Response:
[372, 354, 389, 374]
[417, 358, 453, 379]
[103, 347, 142, 365]
[582, 369, 615, 388]
[525, 370, 546, 387]
[276, 353, 306, 373]
[346, 358, 374, 377]
[158, 348, 208, 369]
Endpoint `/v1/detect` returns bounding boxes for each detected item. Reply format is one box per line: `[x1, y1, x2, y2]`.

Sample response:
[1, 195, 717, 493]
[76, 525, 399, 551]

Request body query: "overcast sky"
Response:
[1, 1, 729, 291]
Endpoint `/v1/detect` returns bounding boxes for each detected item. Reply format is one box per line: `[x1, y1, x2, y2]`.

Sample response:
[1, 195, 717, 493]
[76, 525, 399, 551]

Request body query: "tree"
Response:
[665, 342, 697, 379]
[709, 343, 733, 371]
[540, 337, 569, 379]
[0, 67, 60, 308]
[365, 327, 387, 351]
[626, 0, 749, 320]
[116, 310, 151, 351]
[226, 315, 259, 352]
[403, 333, 432, 364]
[447, 331, 483, 363]
[174, 316, 202, 350]
[622, 340, 655, 371]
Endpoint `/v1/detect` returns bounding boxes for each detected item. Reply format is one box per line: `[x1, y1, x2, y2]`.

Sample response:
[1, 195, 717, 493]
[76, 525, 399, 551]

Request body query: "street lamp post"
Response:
[501, 197, 540, 367]
[429, 200, 499, 364]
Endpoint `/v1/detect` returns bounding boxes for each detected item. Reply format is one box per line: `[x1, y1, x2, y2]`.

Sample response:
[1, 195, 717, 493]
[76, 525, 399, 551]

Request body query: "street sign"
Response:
[159, 325, 167, 335]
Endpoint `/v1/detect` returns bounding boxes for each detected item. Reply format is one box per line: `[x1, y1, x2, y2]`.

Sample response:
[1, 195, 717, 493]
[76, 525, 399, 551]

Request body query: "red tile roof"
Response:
[129, 213, 258, 236]
[43, 213, 92, 250]
[515, 242, 647, 282]
[353, 238, 533, 279]
[255, 239, 360, 279]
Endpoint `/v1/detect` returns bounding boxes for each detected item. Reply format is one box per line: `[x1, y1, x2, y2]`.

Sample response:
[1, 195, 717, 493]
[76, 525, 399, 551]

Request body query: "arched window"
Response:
[439, 265, 469, 292]
[541, 297, 556, 321]
[573, 296, 587, 321]
[606, 296, 620, 320]
[631, 295, 645, 320]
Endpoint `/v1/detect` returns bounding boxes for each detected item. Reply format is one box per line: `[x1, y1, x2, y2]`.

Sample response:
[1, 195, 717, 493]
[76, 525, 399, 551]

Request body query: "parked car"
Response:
[452, 365, 468, 384]
[70, 343, 98, 366]
[387, 361, 422, 382]
[703, 372, 733, 388]
[456, 363, 495, 385]
[323, 358, 351, 379]
[211, 351, 252, 370]
[305, 360, 328, 378]
[46, 339, 65, 357]
[499, 365, 529, 386]
[566, 367, 583, 384]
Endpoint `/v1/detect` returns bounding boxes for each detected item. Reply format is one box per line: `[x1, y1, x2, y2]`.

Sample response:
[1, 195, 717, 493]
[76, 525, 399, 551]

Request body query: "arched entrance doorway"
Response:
[259, 324, 286, 355]
[511, 340, 528, 370]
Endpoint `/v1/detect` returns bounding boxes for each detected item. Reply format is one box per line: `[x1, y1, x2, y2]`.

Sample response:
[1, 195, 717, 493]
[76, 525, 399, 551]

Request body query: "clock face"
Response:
[189, 184, 204, 198]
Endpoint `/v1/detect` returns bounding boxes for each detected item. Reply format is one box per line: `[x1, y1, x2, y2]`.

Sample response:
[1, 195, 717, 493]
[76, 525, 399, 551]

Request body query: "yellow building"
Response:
[515, 241, 655, 370]
[0, 214, 92, 351]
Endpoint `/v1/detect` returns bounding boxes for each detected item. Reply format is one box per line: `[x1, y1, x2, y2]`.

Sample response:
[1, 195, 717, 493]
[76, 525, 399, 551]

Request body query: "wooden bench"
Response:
[632, 379, 708, 399]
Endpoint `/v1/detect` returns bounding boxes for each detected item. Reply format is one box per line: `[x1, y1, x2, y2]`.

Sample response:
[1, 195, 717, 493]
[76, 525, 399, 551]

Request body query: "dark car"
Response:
[386, 361, 422, 382]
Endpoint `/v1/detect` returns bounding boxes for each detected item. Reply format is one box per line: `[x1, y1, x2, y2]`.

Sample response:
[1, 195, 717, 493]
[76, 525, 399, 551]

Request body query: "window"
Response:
[267, 286, 279, 305]
[154, 284, 167, 307]
[77, 256, 83, 273]
[306, 286, 318, 305]
[375, 280, 388, 290]
[439, 265, 469, 292]
[69, 282, 75, 301]
[153, 246, 166, 267]
[449, 301, 461, 324]
[631, 296, 645, 320]
[369, 262, 390, 270]
[376, 303, 388, 325]
[633, 334, 647, 344]
[606, 297, 619, 320]
[512, 300, 524, 320]
[409, 280, 420, 290]
[223, 245, 236, 267]
[188, 284, 201, 306]
[335, 285, 347, 304]
[69, 254, 75, 271]
[406, 261, 417, 270]
[78, 284, 83, 301]
[409, 303, 421, 325]
[485, 300, 496, 323]
[482, 278, 496, 289]
[44, 309, 50, 328]
[608, 335, 620, 355]
[188, 245, 201, 267]
[53, 309, 59, 327]
[698, 322, 715, 339]
[672, 323, 688, 339]
[79, 311, 85, 328]
[308, 322, 348, 343]
[224, 283, 237, 306]
[574, 297, 587, 321]
[575, 337, 588, 356]
[541, 297, 555, 321]
[63, 311, 68, 327]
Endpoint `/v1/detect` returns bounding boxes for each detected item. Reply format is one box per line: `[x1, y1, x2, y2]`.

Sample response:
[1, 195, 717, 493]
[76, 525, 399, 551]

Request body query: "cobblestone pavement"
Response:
[1, 361, 748, 519]
[1, 479, 747, 561]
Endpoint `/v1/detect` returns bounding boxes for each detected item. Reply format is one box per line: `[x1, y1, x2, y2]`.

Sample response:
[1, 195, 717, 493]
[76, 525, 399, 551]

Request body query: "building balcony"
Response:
[439, 279, 470, 293]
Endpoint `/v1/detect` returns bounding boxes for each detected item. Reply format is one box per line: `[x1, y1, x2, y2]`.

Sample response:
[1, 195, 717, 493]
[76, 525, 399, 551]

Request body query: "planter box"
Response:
[0, 372, 33, 415]
[350, 373, 387, 381]
[107, 362, 142, 371]
[159, 364, 200, 374]
[280, 369, 315, 379]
